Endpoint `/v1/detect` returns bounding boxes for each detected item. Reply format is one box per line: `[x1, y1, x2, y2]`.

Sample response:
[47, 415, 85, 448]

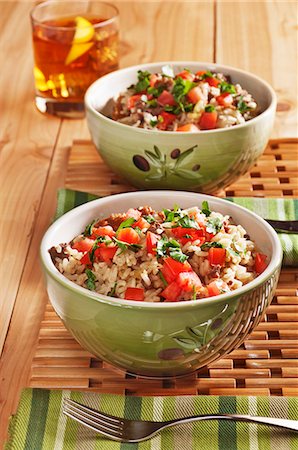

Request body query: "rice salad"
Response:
[49, 202, 268, 302]
[111, 66, 259, 131]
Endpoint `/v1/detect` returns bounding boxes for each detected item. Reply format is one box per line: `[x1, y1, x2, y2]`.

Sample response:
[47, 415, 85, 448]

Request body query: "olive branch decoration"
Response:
[133, 144, 202, 181]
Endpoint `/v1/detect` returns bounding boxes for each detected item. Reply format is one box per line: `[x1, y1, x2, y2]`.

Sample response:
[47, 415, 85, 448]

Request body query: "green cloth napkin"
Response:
[6, 389, 298, 450]
[55, 189, 298, 266]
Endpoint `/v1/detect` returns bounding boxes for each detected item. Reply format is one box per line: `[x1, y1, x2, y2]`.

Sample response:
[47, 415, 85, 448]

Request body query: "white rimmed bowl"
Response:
[40, 191, 282, 377]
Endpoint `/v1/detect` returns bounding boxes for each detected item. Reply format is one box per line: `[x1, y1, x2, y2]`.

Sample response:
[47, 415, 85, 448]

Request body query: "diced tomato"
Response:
[208, 247, 226, 266]
[117, 227, 141, 244]
[187, 86, 202, 104]
[216, 92, 234, 107]
[80, 252, 92, 266]
[157, 112, 176, 130]
[196, 70, 207, 77]
[126, 208, 141, 220]
[171, 226, 205, 245]
[205, 77, 220, 87]
[96, 246, 117, 263]
[177, 124, 199, 132]
[146, 231, 159, 255]
[157, 90, 176, 106]
[92, 226, 115, 238]
[177, 271, 202, 293]
[161, 281, 182, 302]
[207, 280, 228, 297]
[127, 94, 142, 110]
[124, 287, 144, 301]
[72, 238, 95, 253]
[149, 73, 158, 87]
[176, 70, 195, 81]
[199, 111, 218, 130]
[161, 257, 192, 284]
[254, 253, 268, 274]
[132, 217, 150, 230]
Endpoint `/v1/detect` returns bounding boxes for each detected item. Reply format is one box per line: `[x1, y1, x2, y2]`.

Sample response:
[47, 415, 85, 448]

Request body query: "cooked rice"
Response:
[49, 204, 267, 302]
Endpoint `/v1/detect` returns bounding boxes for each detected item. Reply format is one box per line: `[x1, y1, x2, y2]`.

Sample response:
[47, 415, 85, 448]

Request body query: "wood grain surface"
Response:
[0, 1, 297, 446]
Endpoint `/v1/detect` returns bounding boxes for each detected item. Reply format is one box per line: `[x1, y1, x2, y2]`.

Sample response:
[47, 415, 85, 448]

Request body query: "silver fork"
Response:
[63, 398, 298, 443]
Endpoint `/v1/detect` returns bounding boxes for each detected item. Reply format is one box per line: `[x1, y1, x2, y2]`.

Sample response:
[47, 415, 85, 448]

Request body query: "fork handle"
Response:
[166, 414, 298, 432]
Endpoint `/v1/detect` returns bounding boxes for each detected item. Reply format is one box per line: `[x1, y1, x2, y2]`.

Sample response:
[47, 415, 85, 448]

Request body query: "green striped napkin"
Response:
[55, 189, 298, 266]
[6, 389, 298, 450]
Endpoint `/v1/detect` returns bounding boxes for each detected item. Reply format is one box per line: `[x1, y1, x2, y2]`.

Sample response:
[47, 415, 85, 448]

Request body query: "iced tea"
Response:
[31, 2, 119, 117]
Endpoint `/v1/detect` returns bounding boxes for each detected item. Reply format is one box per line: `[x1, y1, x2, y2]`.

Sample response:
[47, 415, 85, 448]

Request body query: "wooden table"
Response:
[1, 1, 297, 446]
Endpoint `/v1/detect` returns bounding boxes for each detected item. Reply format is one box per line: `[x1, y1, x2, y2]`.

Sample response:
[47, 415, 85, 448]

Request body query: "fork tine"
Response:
[63, 399, 122, 430]
[63, 405, 124, 440]
[63, 401, 123, 433]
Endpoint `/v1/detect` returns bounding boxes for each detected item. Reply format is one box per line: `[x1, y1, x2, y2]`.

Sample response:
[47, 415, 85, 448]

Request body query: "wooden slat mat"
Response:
[30, 138, 298, 396]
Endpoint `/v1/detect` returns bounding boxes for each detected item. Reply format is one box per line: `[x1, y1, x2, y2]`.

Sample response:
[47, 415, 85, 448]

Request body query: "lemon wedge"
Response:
[65, 16, 94, 65]
[34, 66, 48, 91]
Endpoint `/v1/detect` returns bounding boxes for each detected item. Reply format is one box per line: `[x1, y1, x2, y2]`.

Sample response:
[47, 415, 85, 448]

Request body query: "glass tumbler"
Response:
[30, 1, 119, 118]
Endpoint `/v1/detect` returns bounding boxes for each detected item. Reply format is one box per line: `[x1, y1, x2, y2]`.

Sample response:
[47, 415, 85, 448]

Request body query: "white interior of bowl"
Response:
[41, 191, 283, 308]
[85, 61, 276, 126]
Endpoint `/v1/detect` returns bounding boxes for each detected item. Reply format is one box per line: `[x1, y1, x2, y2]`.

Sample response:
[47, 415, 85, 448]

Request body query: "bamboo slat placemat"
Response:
[30, 138, 298, 396]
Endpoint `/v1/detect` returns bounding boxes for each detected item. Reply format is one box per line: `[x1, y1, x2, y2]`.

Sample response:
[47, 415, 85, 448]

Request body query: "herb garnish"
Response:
[201, 242, 224, 251]
[144, 215, 156, 224]
[135, 70, 151, 93]
[201, 200, 211, 217]
[219, 82, 236, 94]
[113, 237, 142, 253]
[206, 217, 223, 234]
[172, 77, 196, 111]
[176, 215, 199, 229]
[156, 236, 188, 262]
[107, 282, 117, 297]
[90, 236, 112, 262]
[116, 217, 136, 232]
[237, 96, 251, 113]
[200, 70, 214, 79]
[147, 85, 164, 97]
[205, 104, 216, 113]
[84, 220, 96, 236]
[159, 271, 168, 286]
[85, 269, 96, 290]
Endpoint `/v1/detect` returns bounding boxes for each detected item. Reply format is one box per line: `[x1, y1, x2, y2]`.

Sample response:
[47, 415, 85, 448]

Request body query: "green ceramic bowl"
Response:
[84, 62, 276, 194]
[40, 191, 282, 378]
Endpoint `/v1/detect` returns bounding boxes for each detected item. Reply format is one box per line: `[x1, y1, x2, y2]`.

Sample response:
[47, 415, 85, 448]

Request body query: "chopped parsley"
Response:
[176, 215, 199, 229]
[150, 119, 158, 127]
[206, 217, 223, 234]
[85, 269, 96, 290]
[107, 282, 117, 296]
[83, 220, 96, 236]
[237, 96, 251, 113]
[147, 85, 164, 97]
[113, 237, 142, 253]
[135, 70, 151, 93]
[219, 81, 236, 94]
[144, 215, 156, 224]
[146, 99, 158, 108]
[156, 236, 188, 262]
[200, 70, 214, 79]
[116, 217, 136, 232]
[172, 77, 196, 111]
[169, 249, 188, 263]
[201, 242, 224, 251]
[205, 104, 216, 113]
[159, 271, 168, 286]
[89, 236, 112, 262]
[201, 200, 211, 217]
